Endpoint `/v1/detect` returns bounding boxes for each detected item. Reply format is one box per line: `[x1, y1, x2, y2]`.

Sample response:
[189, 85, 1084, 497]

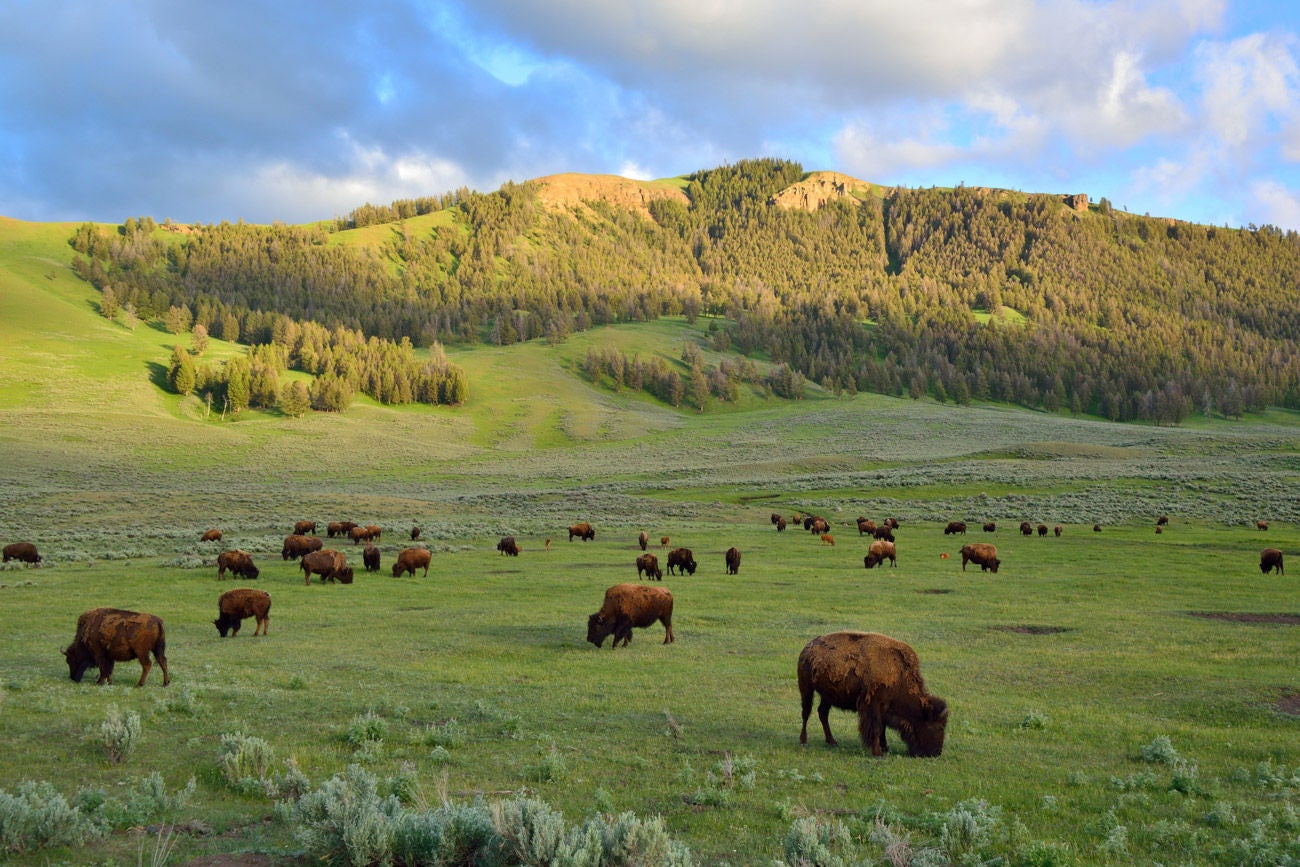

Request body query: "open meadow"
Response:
[0, 218, 1297, 864]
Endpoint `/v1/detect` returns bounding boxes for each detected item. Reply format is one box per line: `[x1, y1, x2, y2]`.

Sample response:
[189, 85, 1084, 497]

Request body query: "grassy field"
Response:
[0, 217, 1297, 864]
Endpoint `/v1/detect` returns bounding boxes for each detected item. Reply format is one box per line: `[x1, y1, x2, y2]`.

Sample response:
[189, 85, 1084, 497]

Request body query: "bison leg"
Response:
[661, 616, 674, 644]
[256, 615, 268, 636]
[816, 698, 838, 746]
[858, 704, 886, 756]
[96, 656, 115, 686]
[799, 687, 815, 744]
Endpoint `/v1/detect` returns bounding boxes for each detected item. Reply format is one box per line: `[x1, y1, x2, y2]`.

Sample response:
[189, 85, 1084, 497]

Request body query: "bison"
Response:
[1093, 524, 1102, 533]
[497, 536, 520, 556]
[64, 608, 170, 687]
[1054, 525, 1062, 537]
[281, 534, 323, 560]
[864, 540, 897, 569]
[667, 547, 697, 576]
[363, 544, 381, 572]
[301, 549, 353, 585]
[725, 546, 741, 575]
[327, 521, 358, 538]
[1261, 548, 1285, 575]
[1037, 524, 1049, 537]
[392, 547, 431, 578]
[873, 526, 895, 542]
[568, 522, 595, 542]
[797, 631, 947, 757]
[1257, 520, 1269, 531]
[1019, 521, 1033, 536]
[884, 517, 900, 530]
[660, 536, 670, 547]
[586, 583, 674, 648]
[3, 542, 42, 565]
[776, 517, 787, 531]
[636, 553, 663, 581]
[960, 543, 1000, 573]
[943, 521, 967, 536]
[1157, 515, 1170, 526]
[411, 526, 421, 541]
[770, 513, 782, 525]
[638, 531, 649, 551]
[293, 520, 317, 536]
[200, 529, 222, 543]
[214, 588, 271, 637]
[808, 517, 831, 535]
[350, 525, 380, 545]
[216, 549, 259, 581]
[820, 533, 835, 546]
[857, 518, 877, 536]
[982, 522, 996, 533]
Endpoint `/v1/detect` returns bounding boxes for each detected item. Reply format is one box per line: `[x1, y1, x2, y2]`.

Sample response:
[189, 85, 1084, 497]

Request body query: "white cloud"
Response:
[1250, 178, 1300, 229]
[1196, 32, 1300, 150]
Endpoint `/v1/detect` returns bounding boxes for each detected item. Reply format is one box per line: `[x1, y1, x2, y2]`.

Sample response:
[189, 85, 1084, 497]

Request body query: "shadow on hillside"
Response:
[146, 361, 169, 391]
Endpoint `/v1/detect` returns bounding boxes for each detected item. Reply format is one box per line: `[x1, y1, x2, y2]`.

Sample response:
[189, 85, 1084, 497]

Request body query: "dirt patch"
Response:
[1275, 692, 1300, 717]
[917, 588, 954, 594]
[1188, 611, 1300, 625]
[994, 625, 1071, 635]
[184, 857, 279, 867]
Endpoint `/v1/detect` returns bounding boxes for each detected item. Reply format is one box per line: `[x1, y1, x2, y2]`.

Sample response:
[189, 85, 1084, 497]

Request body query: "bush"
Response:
[1139, 735, 1180, 764]
[217, 732, 274, 791]
[95, 706, 141, 765]
[0, 781, 105, 853]
[782, 815, 854, 867]
[294, 765, 402, 867]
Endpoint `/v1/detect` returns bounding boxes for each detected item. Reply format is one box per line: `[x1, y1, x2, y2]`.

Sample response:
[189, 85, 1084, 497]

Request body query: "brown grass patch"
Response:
[994, 625, 1071, 635]
[1275, 692, 1300, 717]
[917, 588, 954, 594]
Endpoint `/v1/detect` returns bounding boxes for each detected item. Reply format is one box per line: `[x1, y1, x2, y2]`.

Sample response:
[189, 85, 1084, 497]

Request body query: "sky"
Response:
[2, 1, 1298, 230]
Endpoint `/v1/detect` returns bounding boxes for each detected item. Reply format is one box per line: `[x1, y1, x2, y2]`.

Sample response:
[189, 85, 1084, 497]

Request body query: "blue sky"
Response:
[1, 1, 1297, 230]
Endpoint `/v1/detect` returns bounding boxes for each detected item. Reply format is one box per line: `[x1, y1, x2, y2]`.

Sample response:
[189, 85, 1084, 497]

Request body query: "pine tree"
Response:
[100, 286, 119, 321]
[225, 358, 251, 411]
[192, 324, 209, 356]
[168, 345, 196, 395]
[279, 380, 310, 418]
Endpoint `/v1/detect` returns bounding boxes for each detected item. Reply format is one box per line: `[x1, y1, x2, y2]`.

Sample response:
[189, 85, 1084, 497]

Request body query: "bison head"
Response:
[900, 697, 949, 758]
[214, 614, 238, 638]
[63, 643, 94, 682]
[241, 564, 260, 580]
[586, 613, 613, 648]
[336, 568, 355, 584]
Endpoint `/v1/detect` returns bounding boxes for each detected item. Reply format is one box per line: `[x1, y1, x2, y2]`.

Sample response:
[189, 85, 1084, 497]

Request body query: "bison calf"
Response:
[64, 608, 170, 687]
[586, 583, 674, 648]
[214, 588, 271, 637]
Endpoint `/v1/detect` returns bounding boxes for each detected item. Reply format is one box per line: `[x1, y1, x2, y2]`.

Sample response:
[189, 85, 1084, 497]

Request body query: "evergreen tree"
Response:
[192, 323, 210, 356]
[280, 380, 311, 418]
[168, 345, 196, 395]
[225, 357, 251, 411]
[100, 286, 119, 321]
[165, 304, 192, 335]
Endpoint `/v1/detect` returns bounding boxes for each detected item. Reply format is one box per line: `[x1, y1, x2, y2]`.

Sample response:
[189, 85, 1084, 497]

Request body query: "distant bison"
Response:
[1019, 521, 1033, 536]
[293, 520, 317, 536]
[392, 547, 431, 578]
[216, 549, 259, 581]
[64, 608, 169, 687]
[667, 547, 696, 576]
[982, 522, 996, 533]
[568, 522, 595, 542]
[1053, 525, 1062, 537]
[770, 513, 782, 525]
[301, 549, 353, 585]
[350, 525, 381, 545]
[497, 536, 520, 556]
[214, 588, 271, 637]
[864, 540, 897, 569]
[776, 517, 787, 531]
[3, 542, 42, 565]
[1260, 548, 1284, 575]
[857, 518, 876, 536]
[873, 526, 895, 542]
[960, 543, 1000, 573]
[1037, 524, 1049, 537]
[586, 583, 674, 648]
[1157, 515, 1169, 526]
[363, 544, 381, 572]
[281, 534, 323, 561]
[797, 631, 947, 757]
[660, 536, 670, 547]
[636, 553, 663, 581]
[411, 526, 421, 541]
[820, 533, 835, 546]
[1093, 524, 1102, 532]
[725, 546, 741, 575]
[638, 531, 649, 551]
[943, 521, 967, 536]
[1257, 520, 1269, 531]
[200, 529, 222, 543]
[808, 517, 830, 535]
[327, 521, 358, 538]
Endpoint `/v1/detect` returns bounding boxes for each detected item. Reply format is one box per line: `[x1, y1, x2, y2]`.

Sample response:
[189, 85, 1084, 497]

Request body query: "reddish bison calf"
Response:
[586, 583, 675, 648]
[216, 549, 259, 581]
[864, 540, 897, 569]
[392, 547, 431, 577]
[636, 553, 663, 581]
[797, 631, 947, 757]
[301, 549, 353, 585]
[960, 543, 1000, 573]
[568, 522, 596, 542]
[214, 588, 271, 637]
[3, 542, 42, 565]
[1261, 548, 1284, 575]
[724, 546, 741, 575]
[64, 608, 170, 687]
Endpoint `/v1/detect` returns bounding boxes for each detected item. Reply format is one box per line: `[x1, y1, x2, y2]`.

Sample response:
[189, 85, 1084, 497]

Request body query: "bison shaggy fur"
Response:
[1261, 548, 1284, 575]
[724, 546, 741, 575]
[586, 583, 674, 648]
[363, 544, 381, 572]
[636, 553, 663, 581]
[214, 588, 271, 637]
[960, 543, 1000, 573]
[64, 608, 170, 687]
[200, 529, 222, 543]
[1019, 521, 1033, 536]
[282, 534, 323, 561]
[982, 522, 996, 533]
[568, 522, 595, 542]
[943, 521, 966, 535]
[301, 549, 353, 585]
[797, 631, 947, 757]
[864, 540, 897, 569]
[776, 517, 787, 531]
[638, 531, 649, 551]
[392, 547, 431, 577]
[667, 547, 697, 576]
[293, 520, 317, 536]
[3, 542, 42, 565]
[216, 549, 259, 581]
[497, 536, 520, 556]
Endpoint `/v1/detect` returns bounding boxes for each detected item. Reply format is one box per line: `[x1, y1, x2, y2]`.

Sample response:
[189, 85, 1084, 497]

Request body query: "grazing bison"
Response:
[960, 543, 1000, 573]
[770, 513, 782, 525]
[797, 631, 947, 757]
[568, 522, 595, 542]
[803, 516, 816, 531]
[660, 536, 670, 547]
[1054, 525, 1062, 537]
[982, 522, 996, 533]
[864, 540, 897, 569]
[1155, 526, 1163, 534]
[808, 517, 831, 535]
[873, 526, 895, 542]
[497, 536, 520, 556]
[1037, 524, 1049, 537]
[392, 547, 431, 578]
[350, 525, 382, 545]
[586, 583, 674, 648]
[884, 517, 899, 529]
[365, 524, 382, 542]
[1257, 520, 1269, 531]
[944, 521, 967, 536]
[1261, 548, 1284, 575]
[1157, 515, 1169, 526]
[1093, 524, 1102, 532]
[638, 531, 649, 551]
[300, 549, 353, 585]
[64, 608, 170, 687]
[3, 542, 42, 565]
[1019, 521, 1033, 536]
[667, 547, 697, 576]
[857, 518, 876, 536]
[725, 546, 741, 575]
[411, 526, 421, 541]
[214, 588, 271, 637]
[200, 529, 222, 543]
[281, 534, 323, 561]
[293, 520, 317, 536]
[327, 521, 358, 538]
[820, 533, 835, 546]
[216, 549, 259, 581]
[636, 553, 663, 581]
[363, 544, 381, 572]
[776, 517, 787, 531]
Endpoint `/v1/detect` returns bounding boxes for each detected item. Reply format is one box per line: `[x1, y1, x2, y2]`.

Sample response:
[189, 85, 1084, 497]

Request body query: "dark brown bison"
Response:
[1261, 548, 1284, 575]
[281, 534, 323, 560]
[1054, 525, 1062, 537]
[214, 588, 271, 637]
[64, 608, 169, 687]
[1093, 524, 1102, 532]
[363, 544, 381, 572]
[392, 547, 431, 577]
[301, 549, 353, 585]
[1257, 520, 1269, 531]
[3, 542, 42, 565]
[586, 583, 674, 648]
[864, 540, 897, 569]
[1019, 521, 1033, 536]
[216, 549, 259, 581]
[776, 517, 787, 531]
[666, 547, 697, 576]
[943, 521, 967, 536]
[803, 516, 816, 531]
[982, 522, 996, 533]
[797, 631, 947, 757]
[636, 553, 662, 581]
[638, 531, 649, 551]
[1157, 514, 1169, 526]
[857, 518, 876, 536]
[293, 520, 317, 536]
[568, 522, 595, 542]
[725, 546, 741, 575]
[497, 536, 520, 556]
[411, 526, 421, 541]
[327, 521, 358, 538]
[200, 529, 222, 543]
[960, 543, 1000, 573]
[873, 526, 895, 542]
[1037, 524, 1049, 537]
[770, 513, 782, 525]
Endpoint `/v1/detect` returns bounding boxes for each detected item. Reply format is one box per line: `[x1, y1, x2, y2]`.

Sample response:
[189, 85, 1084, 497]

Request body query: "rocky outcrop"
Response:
[771, 172, 874, 211]
[533, 174, 689, 219]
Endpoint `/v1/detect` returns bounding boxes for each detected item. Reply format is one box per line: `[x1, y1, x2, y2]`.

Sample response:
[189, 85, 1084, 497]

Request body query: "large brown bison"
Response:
[638, 531, 649, 551]
[636, 553, 663, 581]
[327, 521, 358, 538]
[301, 549, 353, 585]
[982, 522, 996, 533]
[281, 534, 323, 560]
[3, 542, 42, 565]
[857, 518, 876, 536]
[293, 520, 317, 536]
[797, 631, 947, 757]
[725, 546, 741, 575]
[943, 521, 967, 535]
[586, 583, 674, 648]
[1019, 521, 1033, 536]
[808, 517, 831, 535]
[776, 517, 787, 531]
[864, 540, 897, 569]
[216, 549, 259, 581]
[960, 543, 1000, 573]
[64, 608, 170, 687]
[363, 544, 381, 572]
[568, 522, 596, 542]
[667, 547, 697, 576]
[200, 529, 223, 543]
[392, 547, 432, 577]
[497, 536, 520, 556]
[1261, 548, 1285, 575]
[873, 525, 895, 542]
[214, 588, 271, 637]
